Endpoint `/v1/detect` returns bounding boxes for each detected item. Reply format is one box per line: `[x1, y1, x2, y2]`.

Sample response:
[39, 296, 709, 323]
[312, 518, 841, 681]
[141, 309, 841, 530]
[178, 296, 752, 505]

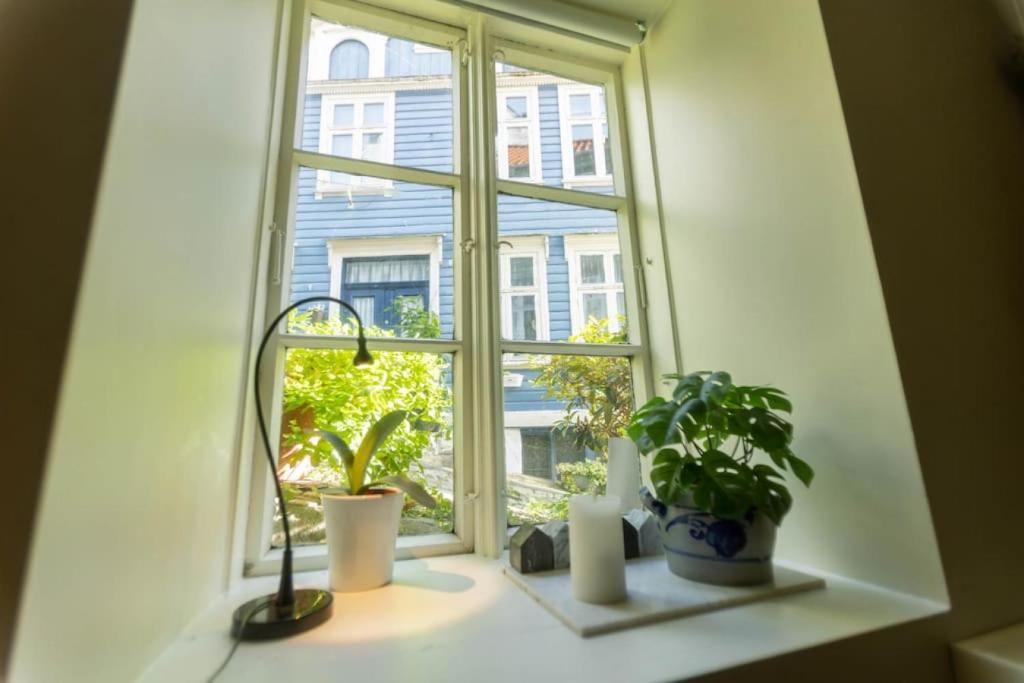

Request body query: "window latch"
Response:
[458, 39, 470, 67]
[460, 238, 476, 254]
[269, 221, 284, 285]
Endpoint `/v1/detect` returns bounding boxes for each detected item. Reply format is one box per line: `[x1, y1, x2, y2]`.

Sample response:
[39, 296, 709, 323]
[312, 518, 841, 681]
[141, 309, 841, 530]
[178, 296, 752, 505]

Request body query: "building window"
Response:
[564, 233, 625, 334]
[326, 235, 443, 330]
[495, 86, 542, 183]
[499, 236, 549, 341]
[329, 39, 369, 79]
[558, 85, 612, 187]
[316, 92, 394, 194]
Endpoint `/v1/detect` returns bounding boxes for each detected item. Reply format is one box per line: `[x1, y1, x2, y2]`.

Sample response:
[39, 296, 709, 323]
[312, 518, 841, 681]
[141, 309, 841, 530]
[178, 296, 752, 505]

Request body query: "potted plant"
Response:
[627, 371, 813, 585]
[319, 410, 436, 592]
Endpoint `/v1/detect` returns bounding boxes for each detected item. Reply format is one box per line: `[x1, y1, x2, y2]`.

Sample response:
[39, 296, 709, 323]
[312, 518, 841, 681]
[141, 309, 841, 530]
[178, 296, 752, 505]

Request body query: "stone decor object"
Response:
[541, 521, 571, 569]
[510, 524, 554, 574]
[511, 513, 661, 574]
[623, 508, 662, 559]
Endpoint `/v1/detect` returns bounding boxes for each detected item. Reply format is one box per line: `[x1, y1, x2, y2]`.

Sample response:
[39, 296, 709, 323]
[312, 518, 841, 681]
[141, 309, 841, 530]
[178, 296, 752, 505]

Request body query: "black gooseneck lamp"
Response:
[231, 296, 373, 639]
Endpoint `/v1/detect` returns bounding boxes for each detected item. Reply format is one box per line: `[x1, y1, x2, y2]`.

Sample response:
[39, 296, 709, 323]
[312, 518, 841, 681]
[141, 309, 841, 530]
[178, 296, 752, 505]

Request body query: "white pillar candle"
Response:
[606, 437, 642, 513]
[569, 494, 627, 604]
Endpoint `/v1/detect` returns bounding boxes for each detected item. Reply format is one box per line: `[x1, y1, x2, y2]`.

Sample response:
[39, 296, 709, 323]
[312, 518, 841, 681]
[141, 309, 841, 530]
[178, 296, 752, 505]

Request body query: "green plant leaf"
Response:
[785, 452, 815, 486]
[650, 448, 684, 503]
[318, 429, 354, 472]
[699, 371, 732, 405]
[366, 475, 438, 509]
[349, 410, 409, 494]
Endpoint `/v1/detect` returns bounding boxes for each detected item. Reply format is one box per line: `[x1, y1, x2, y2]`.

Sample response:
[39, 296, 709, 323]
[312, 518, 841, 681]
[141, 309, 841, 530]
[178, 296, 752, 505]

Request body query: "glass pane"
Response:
[507, 126, 530, 178]
[616, 291, 625, 318]
[503, 352, 633, 527]
[582, 292, 608, 322]
[333, 103, 354, 126]
[509, 256, 534, 287]
[274, 350, 455, 546]
[497, 194, 629, 343]
[289, 167, 453, 340]
[505, 96, 528, 119]
[363, 132, 384, 162]
[495, 63, 615, 191]
[511, 295, 537, 340]
[363, 102, 385, 125]
[353, 295, 374, 326]
[572, 124, 596, 176]
[613, 253, 623, 283]
[332, 133, 353, 157]
[570, 93, 591, 117]
[304, 17, 454, 173]
[603, 122, 612, 173]
[580, 254, 605, 284]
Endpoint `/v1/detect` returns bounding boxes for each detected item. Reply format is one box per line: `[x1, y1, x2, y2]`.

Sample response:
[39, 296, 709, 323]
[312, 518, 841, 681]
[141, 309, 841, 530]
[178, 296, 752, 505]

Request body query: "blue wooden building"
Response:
[290, 20, 625, 478]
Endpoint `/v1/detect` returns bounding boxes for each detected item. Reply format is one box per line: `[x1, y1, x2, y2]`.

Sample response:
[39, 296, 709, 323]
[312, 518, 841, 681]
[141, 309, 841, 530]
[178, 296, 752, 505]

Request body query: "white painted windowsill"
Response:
[141, 554, 946, 683]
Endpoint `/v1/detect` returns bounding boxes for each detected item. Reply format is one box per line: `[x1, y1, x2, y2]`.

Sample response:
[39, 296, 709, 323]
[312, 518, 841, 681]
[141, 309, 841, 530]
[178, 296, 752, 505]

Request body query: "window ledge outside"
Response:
[142, 554, 947, 683]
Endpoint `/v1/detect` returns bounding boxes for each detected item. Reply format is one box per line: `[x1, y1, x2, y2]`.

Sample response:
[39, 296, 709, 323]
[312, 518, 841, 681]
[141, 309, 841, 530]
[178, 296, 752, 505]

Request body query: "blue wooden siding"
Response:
[291, 73, 616, 413]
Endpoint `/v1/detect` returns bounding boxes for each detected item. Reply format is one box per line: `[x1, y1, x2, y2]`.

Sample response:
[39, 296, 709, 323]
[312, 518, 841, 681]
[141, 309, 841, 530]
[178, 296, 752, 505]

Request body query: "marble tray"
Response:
[503, 555, 825, 637]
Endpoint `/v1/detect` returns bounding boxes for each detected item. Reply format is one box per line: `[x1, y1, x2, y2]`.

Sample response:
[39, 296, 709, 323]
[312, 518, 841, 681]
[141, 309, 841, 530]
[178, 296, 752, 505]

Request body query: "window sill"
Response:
[142, 554, 947, 683]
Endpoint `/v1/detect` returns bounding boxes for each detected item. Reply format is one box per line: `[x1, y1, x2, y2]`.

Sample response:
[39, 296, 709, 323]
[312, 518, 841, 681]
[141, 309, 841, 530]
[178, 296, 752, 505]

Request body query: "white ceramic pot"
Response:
[321, 488, 404, 592]
[641, 487, 776, 586]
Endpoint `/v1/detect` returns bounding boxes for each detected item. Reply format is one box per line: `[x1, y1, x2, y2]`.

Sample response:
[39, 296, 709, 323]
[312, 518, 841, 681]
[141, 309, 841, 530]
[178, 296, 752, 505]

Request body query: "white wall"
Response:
[9, 0, 280, 680]
[624, 0, 947, 601]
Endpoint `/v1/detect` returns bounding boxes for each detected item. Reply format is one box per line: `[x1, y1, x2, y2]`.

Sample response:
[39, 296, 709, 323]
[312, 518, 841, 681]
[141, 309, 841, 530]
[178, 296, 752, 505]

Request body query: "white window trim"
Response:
[564, 233, 624, 335]
[326, 234, 443, 320]
[557, 83, 612, 188]
[495, 87, 543, 184]
[498, 235, 549, 342]
[316, 91, 395, 197]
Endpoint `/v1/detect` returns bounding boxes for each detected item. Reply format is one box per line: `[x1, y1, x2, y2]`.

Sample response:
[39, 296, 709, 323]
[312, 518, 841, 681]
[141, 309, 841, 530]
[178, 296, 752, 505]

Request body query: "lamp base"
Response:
[231, 589, 333, 640]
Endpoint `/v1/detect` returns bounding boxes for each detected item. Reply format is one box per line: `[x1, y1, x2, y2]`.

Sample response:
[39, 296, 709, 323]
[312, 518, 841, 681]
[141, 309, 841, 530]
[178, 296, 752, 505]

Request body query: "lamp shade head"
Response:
[353, 337, 373, 367]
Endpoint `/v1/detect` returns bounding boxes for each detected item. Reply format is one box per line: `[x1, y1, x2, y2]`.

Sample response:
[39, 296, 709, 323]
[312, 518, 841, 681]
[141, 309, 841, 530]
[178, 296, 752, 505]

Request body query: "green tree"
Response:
[280, 309, 450, 488]
[530, 316, 633, 454]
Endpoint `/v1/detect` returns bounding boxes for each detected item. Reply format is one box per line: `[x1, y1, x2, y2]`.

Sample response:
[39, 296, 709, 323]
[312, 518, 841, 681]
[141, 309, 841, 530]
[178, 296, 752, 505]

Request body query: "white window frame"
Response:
[242, 0, 665, 576]
[326, 234, 443, 320]
[316, 92, 395, 196]
[564, 233, 625, 334]
[498, 235, 549, 342]
[557, 83, 612, 188]
[495, 87, 543, 184]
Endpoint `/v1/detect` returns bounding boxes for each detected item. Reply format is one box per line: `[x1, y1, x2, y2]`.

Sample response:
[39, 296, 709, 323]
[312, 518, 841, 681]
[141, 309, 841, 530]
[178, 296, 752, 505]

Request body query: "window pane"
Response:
[613, 253, 623, 283]
[497, 194, 629, 343]
[580, 254, 605, 283]
[274, 350, 455, 546]
[509, 256, 534, 287]
[511, 295, 537, 340]
[290, 167, 453, 339]
[582, 292, 608, 322]
[504, 353, 633, 527]
[569, 93, 591, 117]
[332, 133, 353, 157]
[363, 132, 384, 162]
[506, 126, 530, 178]
[603, 122, 612, 173]
[353, 295, 375, 326]
[304, 17, 454, 173]
[572, 124, 596, 176]
[363, 102, 385, 125]
[505, 96, 528, 119]
[333, 103, 354, 126]
[615, 291, 625, 321]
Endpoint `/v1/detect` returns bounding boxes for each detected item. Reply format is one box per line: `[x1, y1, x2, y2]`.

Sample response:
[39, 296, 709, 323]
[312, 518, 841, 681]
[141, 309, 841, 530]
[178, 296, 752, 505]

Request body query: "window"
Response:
[316, 93, 395, 194]
[247, 0, 655, 574]
[565, 233, 625, 334]
[499, 236, 549, 342]
[558, 85, 613, 188]
[495, 85, 542, 183]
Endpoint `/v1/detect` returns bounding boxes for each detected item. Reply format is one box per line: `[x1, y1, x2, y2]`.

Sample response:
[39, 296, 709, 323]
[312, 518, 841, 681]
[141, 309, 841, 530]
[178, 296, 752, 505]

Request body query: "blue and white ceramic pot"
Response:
[641, 487, 776, 585]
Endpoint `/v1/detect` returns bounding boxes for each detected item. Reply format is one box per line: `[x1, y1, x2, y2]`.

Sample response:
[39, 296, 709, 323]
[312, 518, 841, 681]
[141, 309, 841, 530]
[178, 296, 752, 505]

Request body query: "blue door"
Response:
[340, 255, 429, 332]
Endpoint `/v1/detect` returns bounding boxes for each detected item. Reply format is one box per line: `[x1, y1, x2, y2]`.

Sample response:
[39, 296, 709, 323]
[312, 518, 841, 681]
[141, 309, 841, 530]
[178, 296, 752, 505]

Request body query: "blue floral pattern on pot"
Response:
[642, 487, 777, 585]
